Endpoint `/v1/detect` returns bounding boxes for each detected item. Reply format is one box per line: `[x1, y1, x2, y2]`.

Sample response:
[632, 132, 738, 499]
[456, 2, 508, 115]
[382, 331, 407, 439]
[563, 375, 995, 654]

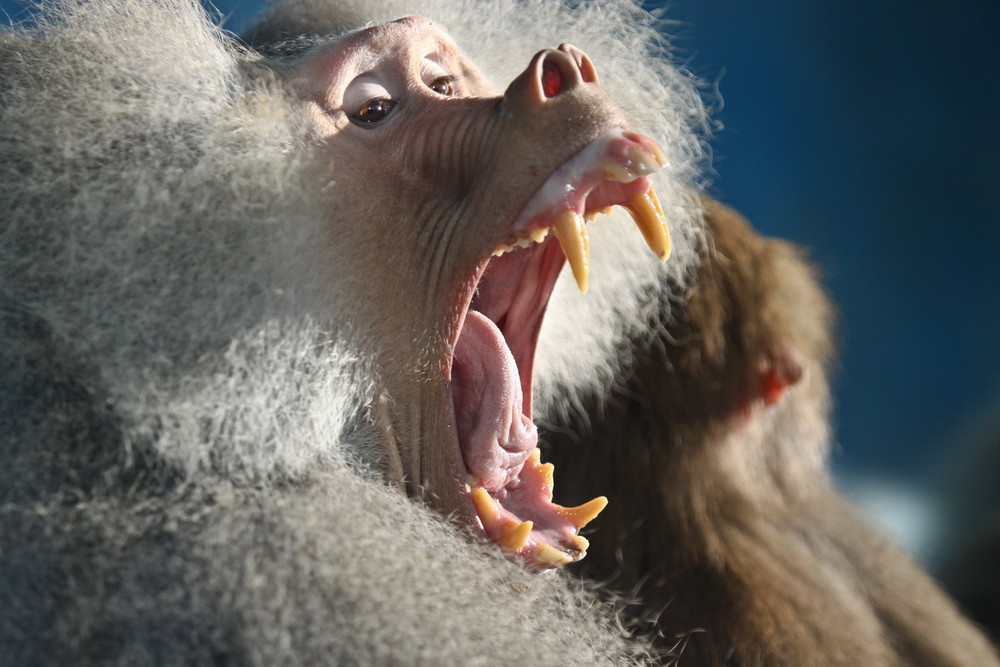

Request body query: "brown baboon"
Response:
[546, 199, 999, 664]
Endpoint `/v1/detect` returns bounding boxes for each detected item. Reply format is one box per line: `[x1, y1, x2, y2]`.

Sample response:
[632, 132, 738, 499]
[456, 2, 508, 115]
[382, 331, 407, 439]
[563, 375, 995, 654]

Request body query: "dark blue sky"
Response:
[3, 0, 998, 483]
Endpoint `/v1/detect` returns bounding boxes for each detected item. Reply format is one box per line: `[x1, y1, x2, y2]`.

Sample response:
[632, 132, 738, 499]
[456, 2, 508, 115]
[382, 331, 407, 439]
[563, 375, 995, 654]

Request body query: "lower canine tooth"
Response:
[500, 520, 533, 552]
[553, 210, 590, 293]
[470, 487, 500, 532]
[624, 187, 671, 262]
[555, 496, 608, 530]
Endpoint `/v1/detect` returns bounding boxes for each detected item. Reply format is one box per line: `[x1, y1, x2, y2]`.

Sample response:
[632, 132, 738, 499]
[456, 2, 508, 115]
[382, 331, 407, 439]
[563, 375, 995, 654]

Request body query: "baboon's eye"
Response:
[350, 98, 396, 124]
[428, 76, 455, 96]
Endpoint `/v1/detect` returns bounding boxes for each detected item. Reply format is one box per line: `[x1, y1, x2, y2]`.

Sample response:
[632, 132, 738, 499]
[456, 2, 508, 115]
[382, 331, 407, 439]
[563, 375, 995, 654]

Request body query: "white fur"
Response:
[0, 0, 706, 662]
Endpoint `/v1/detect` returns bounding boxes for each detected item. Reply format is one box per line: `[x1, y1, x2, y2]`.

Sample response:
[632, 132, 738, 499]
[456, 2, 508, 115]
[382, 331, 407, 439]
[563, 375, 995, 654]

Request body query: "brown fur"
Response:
[546, 199, 999, 665]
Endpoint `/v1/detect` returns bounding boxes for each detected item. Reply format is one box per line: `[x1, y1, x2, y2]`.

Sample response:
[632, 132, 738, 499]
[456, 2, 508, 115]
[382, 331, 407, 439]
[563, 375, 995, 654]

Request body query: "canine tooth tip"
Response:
[553, 210, 590, 293]
[624, 188, 671, 262]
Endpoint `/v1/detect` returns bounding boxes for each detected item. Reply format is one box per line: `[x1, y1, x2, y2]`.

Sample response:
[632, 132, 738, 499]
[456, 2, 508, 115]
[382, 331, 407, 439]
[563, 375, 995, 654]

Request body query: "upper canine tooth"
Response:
[553, 210, 590, 294]
[623, 187, 671, 262]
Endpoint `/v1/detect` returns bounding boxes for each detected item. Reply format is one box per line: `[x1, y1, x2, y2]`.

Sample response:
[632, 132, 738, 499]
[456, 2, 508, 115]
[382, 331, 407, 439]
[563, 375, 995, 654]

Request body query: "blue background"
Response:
[3, 0, 998, 556]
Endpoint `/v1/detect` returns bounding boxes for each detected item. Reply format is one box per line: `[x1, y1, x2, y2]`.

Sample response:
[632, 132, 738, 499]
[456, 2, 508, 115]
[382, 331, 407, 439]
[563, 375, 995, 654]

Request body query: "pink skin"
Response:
[282, 18, 661, 562]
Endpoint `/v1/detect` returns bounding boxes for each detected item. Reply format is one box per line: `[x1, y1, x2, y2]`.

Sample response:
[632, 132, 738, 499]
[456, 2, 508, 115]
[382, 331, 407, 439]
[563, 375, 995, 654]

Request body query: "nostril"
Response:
[557, 44, 598, 84]
[541, 59, 563, 97]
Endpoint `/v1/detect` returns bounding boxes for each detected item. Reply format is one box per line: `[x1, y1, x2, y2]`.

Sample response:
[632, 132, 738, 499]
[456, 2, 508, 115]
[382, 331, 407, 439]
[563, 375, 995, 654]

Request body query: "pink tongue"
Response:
[451, 311, 537, 492]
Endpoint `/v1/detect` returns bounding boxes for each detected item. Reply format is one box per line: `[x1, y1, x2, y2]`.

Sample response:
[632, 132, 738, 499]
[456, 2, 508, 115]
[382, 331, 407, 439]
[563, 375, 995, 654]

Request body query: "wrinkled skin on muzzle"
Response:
[280, 16, 667, 567]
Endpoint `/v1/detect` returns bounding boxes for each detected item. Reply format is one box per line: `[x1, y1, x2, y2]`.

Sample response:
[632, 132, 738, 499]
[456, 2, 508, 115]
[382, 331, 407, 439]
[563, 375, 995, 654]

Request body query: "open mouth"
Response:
[449, 128, 670, 568]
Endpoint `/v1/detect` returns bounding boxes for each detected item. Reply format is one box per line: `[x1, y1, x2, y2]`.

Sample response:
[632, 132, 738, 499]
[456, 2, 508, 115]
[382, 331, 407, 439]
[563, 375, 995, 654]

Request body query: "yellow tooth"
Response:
[527, 448, 541, 465]
[554, 496, 608, 530]
[529, 227, 549, 243]
[534, 543, 574, 566]
[553, 210, 590, 293]
[537, 462, 555, 492]
[499, 520, 533, 552]
[624, 187, 671, 262]
[567, 534, 590, 554]
[471, 486, 500, 532]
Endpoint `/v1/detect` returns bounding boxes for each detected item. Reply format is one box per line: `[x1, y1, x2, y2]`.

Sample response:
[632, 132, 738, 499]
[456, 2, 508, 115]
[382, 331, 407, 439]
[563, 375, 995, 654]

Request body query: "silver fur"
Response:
[0, 0, 707, 663]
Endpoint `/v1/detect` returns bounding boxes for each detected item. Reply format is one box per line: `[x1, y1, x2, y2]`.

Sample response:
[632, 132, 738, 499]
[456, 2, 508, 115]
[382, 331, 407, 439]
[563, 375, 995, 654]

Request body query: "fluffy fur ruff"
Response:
[0, 0, 707, 662]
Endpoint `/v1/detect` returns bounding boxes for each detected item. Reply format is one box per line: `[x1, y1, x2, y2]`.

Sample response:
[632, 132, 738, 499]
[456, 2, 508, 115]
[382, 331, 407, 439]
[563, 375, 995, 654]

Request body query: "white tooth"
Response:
[603, 163, 636, 183]
[625, 145, 662, 177]
[517, 236, 532, 248]
[638, 135, 669, 167]
[552, 210, 590, 294]
[603, 146, 664, 183]
[492, 241, 517, 256]
[623, 187, 671, 262]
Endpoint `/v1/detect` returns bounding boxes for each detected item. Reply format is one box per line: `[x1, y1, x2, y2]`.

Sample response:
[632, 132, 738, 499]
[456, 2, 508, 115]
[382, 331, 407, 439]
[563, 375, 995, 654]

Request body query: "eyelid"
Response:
[342, 77, 393, 115]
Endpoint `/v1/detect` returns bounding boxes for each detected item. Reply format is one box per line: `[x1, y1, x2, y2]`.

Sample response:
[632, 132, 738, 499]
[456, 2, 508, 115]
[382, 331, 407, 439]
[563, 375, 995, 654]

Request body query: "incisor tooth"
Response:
[534, 543, 574, 566]
[555, 496, 608, 530]
[603, 163, 637, 183]
[638, 135, 668, 168]
[500, 520, 533, 552]
[603, 146, 663, 183]
[553, 210, 590, 293]
[470, 486, 500, 532]
[624, 187, 671, 262]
